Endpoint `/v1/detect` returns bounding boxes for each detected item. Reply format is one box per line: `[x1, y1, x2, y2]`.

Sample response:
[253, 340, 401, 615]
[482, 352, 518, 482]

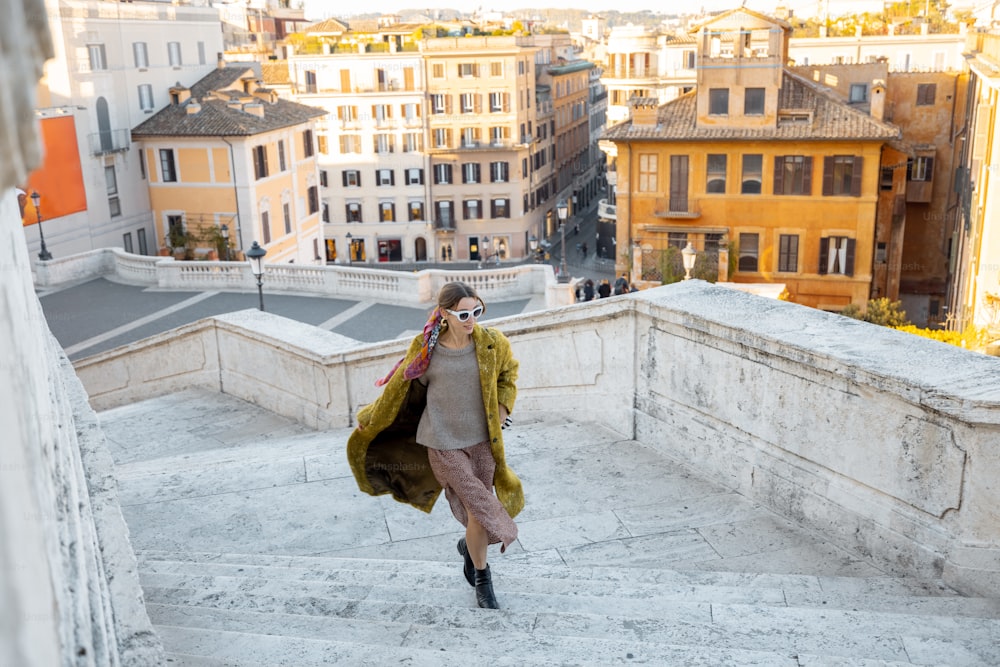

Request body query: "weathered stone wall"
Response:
[75, 282, 1000, 597]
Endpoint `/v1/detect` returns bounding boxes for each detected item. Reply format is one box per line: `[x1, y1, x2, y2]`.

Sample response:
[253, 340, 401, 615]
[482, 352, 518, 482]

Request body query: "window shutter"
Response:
[924, 157, 934, 182]
[818, 237, 829, 275]
[844, 238, 856, 276]
[390, 170, 395, 186]
[773, 156, 784, 194]
[356, 172, 361, 187]
[851, 156, 863, 196]
[475, 94, 482, 113]
[822, 156, 834, 196]
[445, 95, 453, 114]
[504, 93, 510, 112]
[802, 157, 813, 194]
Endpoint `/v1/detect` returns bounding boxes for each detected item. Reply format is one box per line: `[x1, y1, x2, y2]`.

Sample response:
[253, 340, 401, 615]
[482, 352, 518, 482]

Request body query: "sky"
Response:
[303, 0, 891, 21]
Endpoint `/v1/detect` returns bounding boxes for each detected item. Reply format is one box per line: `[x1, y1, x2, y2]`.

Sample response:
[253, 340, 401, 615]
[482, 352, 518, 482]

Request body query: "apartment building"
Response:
[953, 32, 1000, 336]
[604, 8, 901, 310]
[21, 0, 223, 259]
[131, 64, 325, 263]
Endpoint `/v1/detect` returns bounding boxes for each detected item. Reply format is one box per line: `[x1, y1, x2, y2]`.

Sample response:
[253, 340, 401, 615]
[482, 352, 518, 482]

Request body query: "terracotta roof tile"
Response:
[603, 68, 900, 143]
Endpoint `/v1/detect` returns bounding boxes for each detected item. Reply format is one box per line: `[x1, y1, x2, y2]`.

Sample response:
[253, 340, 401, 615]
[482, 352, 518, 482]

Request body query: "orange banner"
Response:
[21, 115, 88, 226]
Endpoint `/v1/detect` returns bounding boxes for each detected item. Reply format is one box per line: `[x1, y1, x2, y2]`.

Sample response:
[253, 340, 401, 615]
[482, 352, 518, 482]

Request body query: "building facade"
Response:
[604, 8, 901, 310]
[21, 0, 223, 260]
[131, 65, 325, 263]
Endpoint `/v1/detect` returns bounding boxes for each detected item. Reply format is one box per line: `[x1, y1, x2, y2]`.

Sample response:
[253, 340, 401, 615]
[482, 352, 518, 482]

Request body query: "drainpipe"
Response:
[221, 137, 245, 255]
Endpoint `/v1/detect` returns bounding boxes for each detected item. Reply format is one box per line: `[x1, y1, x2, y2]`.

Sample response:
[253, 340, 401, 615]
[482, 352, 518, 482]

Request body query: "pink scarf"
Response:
[374, 307, 444, 386]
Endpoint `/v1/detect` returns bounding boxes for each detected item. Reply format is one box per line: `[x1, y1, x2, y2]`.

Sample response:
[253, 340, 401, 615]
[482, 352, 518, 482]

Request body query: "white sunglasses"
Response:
[446, 305, 484, 322]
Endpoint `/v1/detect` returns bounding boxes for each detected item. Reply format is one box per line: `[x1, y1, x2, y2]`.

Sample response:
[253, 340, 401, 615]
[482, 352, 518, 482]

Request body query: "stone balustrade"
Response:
[34, 248, 568, 307]
[74, 280, 1000, 599]
[598, 198, 617, 221]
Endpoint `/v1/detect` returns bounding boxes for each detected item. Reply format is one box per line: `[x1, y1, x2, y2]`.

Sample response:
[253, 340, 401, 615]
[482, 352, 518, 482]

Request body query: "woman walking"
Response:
[347, 281, 522, 609]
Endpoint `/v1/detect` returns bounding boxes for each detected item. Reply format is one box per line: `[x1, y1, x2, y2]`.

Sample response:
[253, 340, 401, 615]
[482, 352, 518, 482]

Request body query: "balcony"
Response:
[432, 218, 455, 232]
[597, 199, 616, 221]
[89, 129, 130, 156]
[653, 197, 701, 219]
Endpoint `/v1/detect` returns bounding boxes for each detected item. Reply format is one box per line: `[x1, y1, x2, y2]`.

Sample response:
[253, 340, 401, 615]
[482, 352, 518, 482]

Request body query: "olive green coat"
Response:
[346, 325, 522, 516]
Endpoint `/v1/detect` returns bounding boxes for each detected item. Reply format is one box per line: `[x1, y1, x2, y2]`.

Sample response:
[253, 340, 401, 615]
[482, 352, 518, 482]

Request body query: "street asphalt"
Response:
[39, 193, 616, 362]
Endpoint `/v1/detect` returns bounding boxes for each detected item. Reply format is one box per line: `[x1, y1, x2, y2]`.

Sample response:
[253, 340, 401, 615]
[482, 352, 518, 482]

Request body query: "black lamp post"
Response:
[220, 224, 230, 261]
[246, 241, 267, 311]
[30, 191, 53, 261]
[556, 199, 569, 282]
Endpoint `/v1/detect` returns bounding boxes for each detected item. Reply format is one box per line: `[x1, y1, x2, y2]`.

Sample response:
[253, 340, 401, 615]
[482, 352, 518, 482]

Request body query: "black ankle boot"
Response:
[456, 538, 475, 587]
[474, 565, 499, 609]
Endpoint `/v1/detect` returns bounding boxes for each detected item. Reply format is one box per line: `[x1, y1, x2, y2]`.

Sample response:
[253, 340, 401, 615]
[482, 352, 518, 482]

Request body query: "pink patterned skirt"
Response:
[426, 441, 518, 552]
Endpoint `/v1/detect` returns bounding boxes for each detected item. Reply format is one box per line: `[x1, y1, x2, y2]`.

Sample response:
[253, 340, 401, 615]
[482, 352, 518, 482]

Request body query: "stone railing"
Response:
[74, 280, 1000, 598]
[33, 248, 572, 307]
[597, 198, 616, 221]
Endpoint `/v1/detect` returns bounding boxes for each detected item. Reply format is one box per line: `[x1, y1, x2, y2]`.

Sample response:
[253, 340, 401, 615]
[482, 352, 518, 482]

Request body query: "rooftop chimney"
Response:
[870, 80, 886, 121]
[630, 97, 659, 128]
[217, 52, 226, 69]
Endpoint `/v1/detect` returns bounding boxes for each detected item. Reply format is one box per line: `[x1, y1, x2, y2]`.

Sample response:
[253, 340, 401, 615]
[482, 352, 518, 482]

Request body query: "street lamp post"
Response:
[220, 224, 230, 261]
[556, 199, 569, 283]
[29, 191, 53, 261]
[528, 235, 538, 263]
[345, 232, 353, 264]
[246, 241, 267, 311]
[681, 241, 697, 280]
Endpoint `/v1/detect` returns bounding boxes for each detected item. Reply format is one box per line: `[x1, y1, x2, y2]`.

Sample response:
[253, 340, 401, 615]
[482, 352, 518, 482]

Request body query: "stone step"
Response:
[138, 570, 1000, 665]
[138, 550, 975, 611]
[149, 605, 804, 666]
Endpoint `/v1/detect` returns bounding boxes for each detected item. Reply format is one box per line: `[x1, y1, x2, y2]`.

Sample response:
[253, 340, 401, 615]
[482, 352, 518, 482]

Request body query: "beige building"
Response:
[131, 64, 325, 264]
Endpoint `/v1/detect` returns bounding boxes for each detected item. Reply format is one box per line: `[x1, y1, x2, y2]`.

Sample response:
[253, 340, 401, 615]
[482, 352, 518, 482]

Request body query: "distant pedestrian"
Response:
[583, 279, 595, 301]
[597, 279, 611, 299]
[574, 223, 579, 235]
[582, 243, 587, 259]
[613, 273, 629, 295]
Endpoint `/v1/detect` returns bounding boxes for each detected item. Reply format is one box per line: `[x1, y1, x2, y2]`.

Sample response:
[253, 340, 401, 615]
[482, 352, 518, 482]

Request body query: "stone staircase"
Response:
[99, 389, 1000, 666]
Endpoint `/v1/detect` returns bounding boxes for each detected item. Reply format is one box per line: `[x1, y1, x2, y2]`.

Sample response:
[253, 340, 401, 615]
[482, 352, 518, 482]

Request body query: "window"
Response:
[706, 154, 727, 193]
[916, 83, 936, 106]
[137, 229, 148, 255]
[277, 140, 287, 171]
[490, 161, 509, 183]
[669, 155, 688, 212]
[741, 154, 762, 194]
[819, 236, 855, 276]
[464, 199, 482, 220]
[376, 168, 395, 186]
[773, 156, 812, 195]
[168, 42, 182, 67]
[908, 156, 934, 182]
[432, 63, 445, 78]
[461, 93, 476, 113]
[123, 232, 133, 253]
[490, 61, 503, 77]
[379, 201, 395, 222]
[638, 154, 657, 192]
[406, 168, 423, 185]
[460, 127, 480, 147]
[490, 126, 510, 145]
[138, 84, 154, 112]
[322, 203, 329, 222]
[849, 83, 869, 103]
[88, 44, 107, 71]
[435, 200, 454, 226]
[458, 62, 479, 78]
[409, 201, 424, 221]
[744, 88, 765, 115]
[374, 134, 394, 154]
[823, 156, 863, 196]
[778, 234, 798, 272]
[133, 42, 149, 69]
[403, 103, 421, 123]
[337, 105, 358, 123]
[434, 128, 450, 148]
[307, 186, 318, 215]
[320, 170, 328, 188]
[431, 94, 447, 114]
[105, 166, 120, 218]
[339, 135, 361, 154]
[881, 167, 894, 190]
[683, 50, 695, 69]
[738, 233, 759, 272]
[462, 162, 481, 184]
[342, 170, 361, 187]
[261, 210, 271, 244]
[303, 129, 315, 157]
[489, 92, 505, 113]
[434, 163, 453, 185]
[139, 149, 146, 180]
[346, 202, 362, 222]
[159, 149, 177, 182]
[253, 145, 268, 180]
[402, 133, 422, 153]
[709, 88, 729, 115]
[372, 103, 392, 124]
[283, 202, 292, 234]
[491, 199, 509, 218]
